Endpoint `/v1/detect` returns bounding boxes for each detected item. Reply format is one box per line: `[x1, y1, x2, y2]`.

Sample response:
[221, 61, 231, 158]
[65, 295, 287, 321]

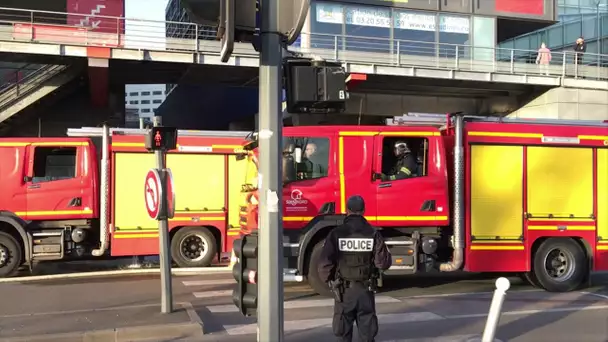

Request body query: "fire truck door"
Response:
[25, 144, 86, 221]
[373, 134, 444, 227]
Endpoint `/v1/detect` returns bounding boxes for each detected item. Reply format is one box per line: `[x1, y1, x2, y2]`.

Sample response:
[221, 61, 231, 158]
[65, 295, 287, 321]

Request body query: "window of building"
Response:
[380, 137, 428, 180]
[32, 147, 77, 183]
[438, 14, 470, 58]
[141, 91, 151, 96]
[472, 16, 496, 61]
[141, 100, 150, 104]
[129, 100, 138, 105]
[282, 137, 330, 182]
[311, 2, 344, 49]
[393, 10, 437, 56]
[152, 91, 163, 95]
[141, 108, 151, 113]
[129, 92, 138, 96]
[344, 5, 391, 53]
[153, 99, 162, 104]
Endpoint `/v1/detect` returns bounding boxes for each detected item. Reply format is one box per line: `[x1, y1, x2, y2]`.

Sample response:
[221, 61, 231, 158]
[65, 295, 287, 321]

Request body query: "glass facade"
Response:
[499, 0, 608, 58]
[308, 1, 476, 57]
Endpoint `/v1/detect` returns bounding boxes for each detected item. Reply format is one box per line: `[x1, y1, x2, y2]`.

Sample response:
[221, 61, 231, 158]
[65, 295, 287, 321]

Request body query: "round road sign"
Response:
[144, 169, 163, 220]
[165, 168, 175, 219]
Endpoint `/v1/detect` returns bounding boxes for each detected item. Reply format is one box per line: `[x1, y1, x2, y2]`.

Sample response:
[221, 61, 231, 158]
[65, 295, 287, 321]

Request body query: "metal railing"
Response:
[0, 7, 607, 82]
[0, 64, 68, 113]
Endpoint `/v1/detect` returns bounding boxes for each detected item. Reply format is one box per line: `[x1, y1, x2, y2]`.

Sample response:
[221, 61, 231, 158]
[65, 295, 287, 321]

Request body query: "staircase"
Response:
[0, 63, 83, 132]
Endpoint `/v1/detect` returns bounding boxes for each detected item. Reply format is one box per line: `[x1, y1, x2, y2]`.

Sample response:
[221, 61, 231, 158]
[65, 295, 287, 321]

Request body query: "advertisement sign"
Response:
[316, 2, 470, 35]
[67, 0, 125, 34]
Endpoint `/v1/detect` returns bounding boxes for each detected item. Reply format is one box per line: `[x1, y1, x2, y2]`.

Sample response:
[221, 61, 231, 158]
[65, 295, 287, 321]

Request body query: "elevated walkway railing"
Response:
[0, 64, 69, 114]
[0, 7, 607, 82]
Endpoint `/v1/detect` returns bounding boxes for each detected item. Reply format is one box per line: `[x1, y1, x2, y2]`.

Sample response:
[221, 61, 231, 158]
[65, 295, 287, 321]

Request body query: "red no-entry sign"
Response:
[145, 169, 162, 220]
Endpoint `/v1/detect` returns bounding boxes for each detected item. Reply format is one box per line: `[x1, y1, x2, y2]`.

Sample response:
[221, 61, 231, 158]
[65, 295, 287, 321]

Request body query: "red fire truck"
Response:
[0, 126, 255, 277]
[239, 114, 608, 294]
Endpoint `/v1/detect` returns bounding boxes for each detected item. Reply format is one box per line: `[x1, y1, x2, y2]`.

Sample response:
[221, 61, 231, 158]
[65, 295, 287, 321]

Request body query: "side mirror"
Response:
[23, 176, 32, 183]
[293, 147, 303, 163]
[372, 173, 382, 181]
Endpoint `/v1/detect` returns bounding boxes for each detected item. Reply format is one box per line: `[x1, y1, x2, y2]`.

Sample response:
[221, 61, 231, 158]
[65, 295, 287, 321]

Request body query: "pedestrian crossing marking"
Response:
[193, 290, 233, 298]
[182, 279, 235, 286]
[223, 312, 444, 335]
[207, 295, 401, 313]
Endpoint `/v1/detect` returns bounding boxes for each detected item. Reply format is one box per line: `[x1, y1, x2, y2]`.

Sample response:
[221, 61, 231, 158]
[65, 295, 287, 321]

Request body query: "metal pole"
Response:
[481, 277, 510, 342]
[257, 0, 284, 340]
[153, 115, 173, 314]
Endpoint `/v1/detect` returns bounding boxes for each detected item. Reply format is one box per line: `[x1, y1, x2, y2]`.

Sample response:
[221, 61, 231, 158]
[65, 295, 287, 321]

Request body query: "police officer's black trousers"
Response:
[332, 282, 378, 342]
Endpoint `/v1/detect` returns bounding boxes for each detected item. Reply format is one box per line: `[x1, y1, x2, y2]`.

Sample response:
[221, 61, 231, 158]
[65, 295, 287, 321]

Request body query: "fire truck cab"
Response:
[240, 114, 608, 295]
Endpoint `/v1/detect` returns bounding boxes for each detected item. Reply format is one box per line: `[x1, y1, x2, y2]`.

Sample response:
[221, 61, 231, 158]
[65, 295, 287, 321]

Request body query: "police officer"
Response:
[318, 195, 392, 342]
[381, 140, 417, 181]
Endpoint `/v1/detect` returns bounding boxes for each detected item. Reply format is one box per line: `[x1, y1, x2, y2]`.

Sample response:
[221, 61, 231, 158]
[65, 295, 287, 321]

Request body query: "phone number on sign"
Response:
[345, 9, 390, 28]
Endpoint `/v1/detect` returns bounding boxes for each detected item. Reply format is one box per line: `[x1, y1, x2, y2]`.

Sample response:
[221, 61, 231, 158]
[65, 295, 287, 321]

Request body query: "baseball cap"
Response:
[346, 195, 365, 213]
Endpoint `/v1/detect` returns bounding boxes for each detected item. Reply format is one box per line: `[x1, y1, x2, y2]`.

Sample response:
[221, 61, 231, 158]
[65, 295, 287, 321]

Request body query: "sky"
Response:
[125, 0, 169, 21]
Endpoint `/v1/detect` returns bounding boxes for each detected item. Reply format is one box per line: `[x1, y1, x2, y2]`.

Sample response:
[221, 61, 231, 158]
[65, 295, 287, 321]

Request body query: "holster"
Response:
[329, 279, 344, 303]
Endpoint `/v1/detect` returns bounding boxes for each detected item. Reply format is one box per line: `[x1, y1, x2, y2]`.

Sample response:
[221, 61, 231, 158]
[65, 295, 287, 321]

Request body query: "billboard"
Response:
[337, 0, 554, 22]
[67, 0, 125, 34]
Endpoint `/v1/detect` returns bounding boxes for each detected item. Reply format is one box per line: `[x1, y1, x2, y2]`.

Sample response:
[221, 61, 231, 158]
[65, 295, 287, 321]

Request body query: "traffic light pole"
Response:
[257, 0, 284, 340]
[153, 115, 173, 314]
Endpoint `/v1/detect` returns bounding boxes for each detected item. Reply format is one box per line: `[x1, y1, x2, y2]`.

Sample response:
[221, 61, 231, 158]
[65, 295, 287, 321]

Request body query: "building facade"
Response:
[124, 84, 167, 125]
[297, 0, 557, 61]
[499, 0, 608, 58]
[165, 0, 217, 40]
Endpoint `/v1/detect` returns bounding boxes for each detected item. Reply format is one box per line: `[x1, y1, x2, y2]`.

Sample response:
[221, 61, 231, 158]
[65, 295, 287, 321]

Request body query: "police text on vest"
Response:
[338, 238, 374, 252]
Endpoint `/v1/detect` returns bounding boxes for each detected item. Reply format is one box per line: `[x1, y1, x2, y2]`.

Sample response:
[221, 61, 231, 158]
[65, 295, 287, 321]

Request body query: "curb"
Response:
[0, 322, 204, 342]
[0, 266, 232, 283]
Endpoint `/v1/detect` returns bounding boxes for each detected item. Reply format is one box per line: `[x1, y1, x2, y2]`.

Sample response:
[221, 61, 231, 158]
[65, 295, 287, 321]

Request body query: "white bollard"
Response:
[481, 277, 511, 342]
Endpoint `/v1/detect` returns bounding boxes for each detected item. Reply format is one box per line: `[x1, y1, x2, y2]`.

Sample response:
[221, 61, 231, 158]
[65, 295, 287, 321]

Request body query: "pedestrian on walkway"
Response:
[318, 195, 392, 342]
[574, 36, 586, 66]
[535, 42, 552, 75]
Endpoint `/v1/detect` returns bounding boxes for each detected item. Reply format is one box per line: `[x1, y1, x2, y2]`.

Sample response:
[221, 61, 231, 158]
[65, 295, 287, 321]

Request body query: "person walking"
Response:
[535, 42, 552, 75]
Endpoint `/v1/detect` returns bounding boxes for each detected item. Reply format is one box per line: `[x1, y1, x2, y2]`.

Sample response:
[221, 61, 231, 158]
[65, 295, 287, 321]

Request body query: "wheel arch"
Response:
[297, 214, 345, 275]
[0, 211, 31, 264]
[170, 225, 222, 260]
[529, 235, 593, 270]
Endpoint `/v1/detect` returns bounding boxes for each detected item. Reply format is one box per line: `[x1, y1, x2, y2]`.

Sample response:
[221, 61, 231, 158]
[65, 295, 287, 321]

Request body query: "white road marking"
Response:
[183, 279, 235, 286]
[207, 295, 401, 313]
[396, 288, 543, 300]
[0, 267, 232, 283]
[223, 312, 443, 335]
[219, 302, 608, 335]
[193, 290, 233, 298]
[580, 291, 608, 300]
[380, 335, 503, 342]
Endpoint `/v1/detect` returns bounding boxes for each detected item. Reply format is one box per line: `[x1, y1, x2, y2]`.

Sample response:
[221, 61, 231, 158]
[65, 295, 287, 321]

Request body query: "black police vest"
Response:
[336, 231, 375, 282]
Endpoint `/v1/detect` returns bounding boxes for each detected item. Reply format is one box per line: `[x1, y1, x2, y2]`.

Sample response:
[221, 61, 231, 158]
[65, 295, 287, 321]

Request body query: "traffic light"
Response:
[283, 57, 347, 114]
[144, 126, 178, 151]
[232, 232, 258, 316]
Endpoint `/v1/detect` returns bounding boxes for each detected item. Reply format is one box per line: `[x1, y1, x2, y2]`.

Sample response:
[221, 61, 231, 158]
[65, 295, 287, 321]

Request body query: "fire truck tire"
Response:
[533, 238, 587, 292]
[307, 240, 332, 297]
[170, 227, 217, 268]
[0, 231, 22, 278]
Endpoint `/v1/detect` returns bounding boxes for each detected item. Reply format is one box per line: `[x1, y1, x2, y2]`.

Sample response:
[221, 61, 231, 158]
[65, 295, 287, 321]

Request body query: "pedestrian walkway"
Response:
[182, 278, 608, 340]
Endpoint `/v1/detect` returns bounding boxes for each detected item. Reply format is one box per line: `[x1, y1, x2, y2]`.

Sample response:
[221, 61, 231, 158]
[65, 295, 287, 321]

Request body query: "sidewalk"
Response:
[0, 302, 204, 342]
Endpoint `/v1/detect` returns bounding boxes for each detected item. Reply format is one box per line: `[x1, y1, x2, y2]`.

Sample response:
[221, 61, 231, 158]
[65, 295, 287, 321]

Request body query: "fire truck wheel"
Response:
[170, 227, 217, 268]
[533, 238, 587, 292]
[307, 240, 332, 297]
[519, 272, 541, 288]
[0, 232, 22, 278]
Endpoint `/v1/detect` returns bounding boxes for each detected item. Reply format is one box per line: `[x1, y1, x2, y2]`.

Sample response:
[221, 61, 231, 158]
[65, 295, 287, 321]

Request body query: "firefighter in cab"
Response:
[318, 195, 392, 342]
[381, 140, 417, 181]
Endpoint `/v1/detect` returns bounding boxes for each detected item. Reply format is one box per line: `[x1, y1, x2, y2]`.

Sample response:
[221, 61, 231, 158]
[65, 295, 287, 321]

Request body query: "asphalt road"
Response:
[2, 272, 608, 341]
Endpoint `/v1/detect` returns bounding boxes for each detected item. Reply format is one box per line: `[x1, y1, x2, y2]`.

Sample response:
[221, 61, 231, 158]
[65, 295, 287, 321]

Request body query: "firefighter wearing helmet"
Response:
[381, 140, 417, 181]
